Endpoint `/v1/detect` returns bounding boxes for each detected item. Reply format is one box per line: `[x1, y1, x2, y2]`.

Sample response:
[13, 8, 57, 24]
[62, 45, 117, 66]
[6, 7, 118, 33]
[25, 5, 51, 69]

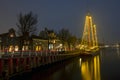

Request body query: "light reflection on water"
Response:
[116, 47, 120, 56]
[11, 47, 120, 80]
[80, 55, 101, 80]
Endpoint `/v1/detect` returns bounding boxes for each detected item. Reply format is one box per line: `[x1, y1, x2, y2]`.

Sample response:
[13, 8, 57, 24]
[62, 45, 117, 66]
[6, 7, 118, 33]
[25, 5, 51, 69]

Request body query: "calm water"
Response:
[11, 47, 120, 80]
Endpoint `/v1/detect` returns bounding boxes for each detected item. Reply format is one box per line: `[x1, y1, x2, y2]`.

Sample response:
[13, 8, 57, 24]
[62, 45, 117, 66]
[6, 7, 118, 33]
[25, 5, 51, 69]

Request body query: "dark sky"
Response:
[0, 0, 120, 44]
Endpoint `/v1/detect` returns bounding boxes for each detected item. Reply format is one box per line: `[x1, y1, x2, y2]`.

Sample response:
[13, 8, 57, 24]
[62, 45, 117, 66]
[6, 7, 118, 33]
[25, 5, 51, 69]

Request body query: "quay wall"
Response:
[0, 51, 80, 79]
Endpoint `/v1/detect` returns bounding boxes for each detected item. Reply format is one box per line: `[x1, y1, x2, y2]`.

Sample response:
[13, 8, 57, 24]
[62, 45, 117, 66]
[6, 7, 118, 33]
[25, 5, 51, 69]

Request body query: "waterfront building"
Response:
[0, 28, 63, 54]
[0, 28, 19, 53]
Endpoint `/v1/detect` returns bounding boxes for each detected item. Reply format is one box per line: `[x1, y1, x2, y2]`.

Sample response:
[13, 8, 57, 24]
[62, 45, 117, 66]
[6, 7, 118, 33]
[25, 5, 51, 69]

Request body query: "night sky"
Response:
[0, 0, 120, 44]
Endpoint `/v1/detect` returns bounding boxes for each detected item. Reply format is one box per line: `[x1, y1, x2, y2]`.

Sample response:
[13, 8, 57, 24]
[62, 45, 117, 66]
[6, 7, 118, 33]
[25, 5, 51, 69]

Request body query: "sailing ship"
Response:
[80, 13, 99, 55]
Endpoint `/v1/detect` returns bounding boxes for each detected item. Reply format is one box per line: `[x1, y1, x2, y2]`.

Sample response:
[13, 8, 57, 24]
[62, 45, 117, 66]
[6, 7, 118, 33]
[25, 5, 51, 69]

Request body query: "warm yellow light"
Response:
[81, 55, 101, 80]
[10, 34, 14, 37]
[93, 56, 101, 80]
[22, 46, 28, 51]
[80, 13, 99, 52]
[15, 46, 19, 51]
[81, 61, 91, 80]
[79, 58, 82, 66]
[35, 46, 41, 51]
[9, 45, 14, 52]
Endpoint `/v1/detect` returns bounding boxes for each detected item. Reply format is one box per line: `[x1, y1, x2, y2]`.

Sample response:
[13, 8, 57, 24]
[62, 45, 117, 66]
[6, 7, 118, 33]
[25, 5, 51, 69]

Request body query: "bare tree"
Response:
[57, 28, 70, 50]
[16, 11, 38, 51]
[57, 28, 78, 50]
[16, 11, 38, 36]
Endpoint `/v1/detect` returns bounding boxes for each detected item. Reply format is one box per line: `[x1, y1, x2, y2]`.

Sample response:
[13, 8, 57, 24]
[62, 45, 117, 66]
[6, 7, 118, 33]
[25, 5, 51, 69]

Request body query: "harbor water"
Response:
[10, 47, 120, 80]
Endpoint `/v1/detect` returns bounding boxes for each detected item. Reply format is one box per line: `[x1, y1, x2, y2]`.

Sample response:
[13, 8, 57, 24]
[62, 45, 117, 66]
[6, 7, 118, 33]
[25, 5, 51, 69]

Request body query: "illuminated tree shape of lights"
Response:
[80, 13, 99, 51]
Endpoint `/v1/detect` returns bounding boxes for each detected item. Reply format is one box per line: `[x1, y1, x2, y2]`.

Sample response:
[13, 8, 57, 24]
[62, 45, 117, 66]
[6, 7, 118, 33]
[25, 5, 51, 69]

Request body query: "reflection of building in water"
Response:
[116, 47, 120, 56]
[81, 55, 101, 80]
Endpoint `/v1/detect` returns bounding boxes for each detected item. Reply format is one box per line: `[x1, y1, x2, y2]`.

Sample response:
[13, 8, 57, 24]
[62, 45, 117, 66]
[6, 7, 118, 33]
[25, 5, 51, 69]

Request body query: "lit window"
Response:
[10, 34, 14, 37]
[15, 46, 19, 51]
[35, 46, 42, 51]
[22, 46, 28, 51]
[9, 46, 14, 52]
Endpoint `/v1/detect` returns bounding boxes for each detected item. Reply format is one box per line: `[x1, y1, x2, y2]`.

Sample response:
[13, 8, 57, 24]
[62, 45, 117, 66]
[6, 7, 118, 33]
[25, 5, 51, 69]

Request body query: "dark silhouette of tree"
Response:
[16, 11, 38, 36]
[16, 11, 38, 51]
[57, 28, 70, 49]
[57, 28, 78, 50]
[67, 35, 77, 50]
